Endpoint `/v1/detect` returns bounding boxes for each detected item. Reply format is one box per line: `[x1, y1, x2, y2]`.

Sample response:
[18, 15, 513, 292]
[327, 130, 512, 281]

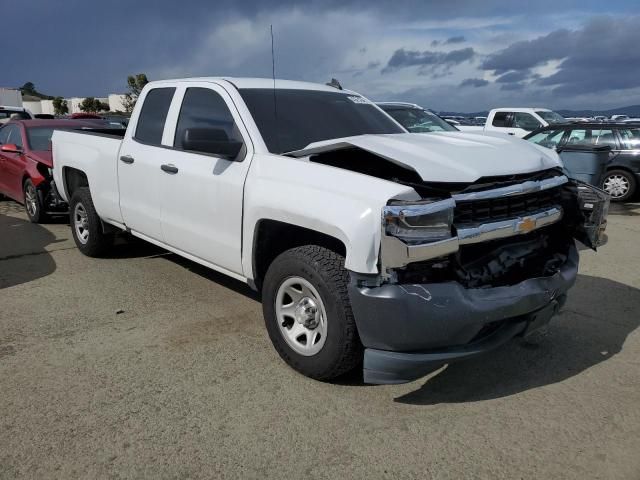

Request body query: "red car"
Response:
[0, 119, 97, 222]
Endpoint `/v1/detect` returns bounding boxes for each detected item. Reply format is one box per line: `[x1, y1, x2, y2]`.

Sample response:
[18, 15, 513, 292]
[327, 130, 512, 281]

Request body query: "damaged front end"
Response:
[380, 171, 608, 283]
[348, 169, 609, 384]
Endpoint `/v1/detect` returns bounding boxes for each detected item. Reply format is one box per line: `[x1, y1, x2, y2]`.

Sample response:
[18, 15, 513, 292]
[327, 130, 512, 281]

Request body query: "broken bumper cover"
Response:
[348, 245, 578, 385]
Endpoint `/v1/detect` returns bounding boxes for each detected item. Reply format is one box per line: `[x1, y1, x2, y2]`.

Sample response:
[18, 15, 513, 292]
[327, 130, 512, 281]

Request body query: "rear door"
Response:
[117, 86, 176, 241]
[158, 82, 253, 276]
[613, 127, 640, 167]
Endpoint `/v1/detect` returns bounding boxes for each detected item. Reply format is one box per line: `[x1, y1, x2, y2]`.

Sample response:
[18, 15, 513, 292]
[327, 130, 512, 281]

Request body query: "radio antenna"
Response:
[270, 24, 280, 152]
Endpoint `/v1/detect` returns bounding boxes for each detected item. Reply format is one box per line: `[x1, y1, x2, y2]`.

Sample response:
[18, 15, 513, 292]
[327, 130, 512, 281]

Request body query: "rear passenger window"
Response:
[513, 112, 542, 131]
[567, 129, 616, 148]
[134, 87, 175, 145]
[618, 128, 640, 149]
[492, 112, 510, 127]
[174, 88, 243, 153]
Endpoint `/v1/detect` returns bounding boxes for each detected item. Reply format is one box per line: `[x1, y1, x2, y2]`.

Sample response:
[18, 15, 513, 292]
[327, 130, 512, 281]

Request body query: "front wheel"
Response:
[262, 245, 362, 381]
[69, 187, 112, 257]
[24, 179, 47, 223]
[602, 169, 636, 202]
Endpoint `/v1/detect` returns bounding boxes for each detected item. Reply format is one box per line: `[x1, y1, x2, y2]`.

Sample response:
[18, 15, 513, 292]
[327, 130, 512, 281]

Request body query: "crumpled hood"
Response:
[287, 132, 562, 183]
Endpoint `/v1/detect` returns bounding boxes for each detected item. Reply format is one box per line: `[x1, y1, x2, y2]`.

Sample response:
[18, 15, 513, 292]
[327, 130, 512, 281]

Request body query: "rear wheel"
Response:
[262, 245, 362, 380]
[23, 179, 47, 223]
[602, 169, 636, 202]
[69, 187, 112, 256]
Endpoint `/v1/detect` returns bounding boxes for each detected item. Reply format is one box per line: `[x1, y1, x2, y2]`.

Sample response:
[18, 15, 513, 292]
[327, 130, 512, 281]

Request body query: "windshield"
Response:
[239, 89, 404, 153]
[381, 107, 457, 133]
[0, 110, 30, 124]
[536, 110, 566, 124]
[26, 127, 55, 151]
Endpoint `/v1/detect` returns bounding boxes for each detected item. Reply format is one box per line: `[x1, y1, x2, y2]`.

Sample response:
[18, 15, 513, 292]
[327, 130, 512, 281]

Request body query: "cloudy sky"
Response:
[5, 0, 640, 112]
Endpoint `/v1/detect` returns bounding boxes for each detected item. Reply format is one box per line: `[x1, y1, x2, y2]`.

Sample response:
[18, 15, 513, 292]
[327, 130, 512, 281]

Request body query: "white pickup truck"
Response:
[458, 108, 567, 137]
[52, 77, 608, 384]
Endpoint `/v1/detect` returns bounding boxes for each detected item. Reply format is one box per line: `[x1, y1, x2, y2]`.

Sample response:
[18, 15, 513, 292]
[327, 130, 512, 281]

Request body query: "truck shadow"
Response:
[394, 274, 640, 405]
[608, 201, 640, 216]
[0, 211, 58, 289]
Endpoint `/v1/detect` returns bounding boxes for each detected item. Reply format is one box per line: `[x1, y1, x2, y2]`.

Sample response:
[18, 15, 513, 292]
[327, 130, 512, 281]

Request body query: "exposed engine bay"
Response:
[397, 225, 572, 288]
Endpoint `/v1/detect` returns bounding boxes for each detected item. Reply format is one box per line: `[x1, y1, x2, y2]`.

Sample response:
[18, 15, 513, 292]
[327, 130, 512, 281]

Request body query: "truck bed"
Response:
[52, 128, 125, 225]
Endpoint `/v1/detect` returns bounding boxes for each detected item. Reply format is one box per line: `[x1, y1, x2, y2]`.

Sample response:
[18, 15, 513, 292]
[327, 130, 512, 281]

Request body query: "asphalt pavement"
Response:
[1, 198, 639, 479]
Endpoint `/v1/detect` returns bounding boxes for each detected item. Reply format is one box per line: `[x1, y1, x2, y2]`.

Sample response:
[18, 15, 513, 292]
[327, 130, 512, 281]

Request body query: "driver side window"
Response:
[174, 87, 243, 154]
[0, 126, 10, 145]
[2, 125, 23, 148]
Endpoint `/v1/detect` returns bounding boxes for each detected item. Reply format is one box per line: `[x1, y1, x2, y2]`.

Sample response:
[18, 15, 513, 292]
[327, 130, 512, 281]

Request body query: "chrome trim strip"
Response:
[452, 175, 568, 202]
[456, 207, 563, 245]
[381, 206, 563, 271]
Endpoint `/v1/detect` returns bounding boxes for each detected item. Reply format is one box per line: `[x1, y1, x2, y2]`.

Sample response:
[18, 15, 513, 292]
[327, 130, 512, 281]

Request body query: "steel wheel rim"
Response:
[24, 184, 38, 217]
[275, 276, 328, 356]
[603, 174, 630, 198]
[74, 203, 90, 244]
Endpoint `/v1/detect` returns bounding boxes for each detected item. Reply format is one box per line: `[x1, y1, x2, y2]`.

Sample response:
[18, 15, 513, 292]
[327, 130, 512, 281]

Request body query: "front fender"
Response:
[242, 154, 417, 277]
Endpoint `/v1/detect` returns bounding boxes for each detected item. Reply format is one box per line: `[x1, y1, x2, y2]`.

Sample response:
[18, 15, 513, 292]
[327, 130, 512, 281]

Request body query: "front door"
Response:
[159, 83, 253, 276]
[0, 124, 26, 200]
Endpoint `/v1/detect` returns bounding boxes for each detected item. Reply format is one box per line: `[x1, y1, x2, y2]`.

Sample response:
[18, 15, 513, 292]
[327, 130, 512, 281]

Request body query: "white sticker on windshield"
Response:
[347, 95, 368, 104]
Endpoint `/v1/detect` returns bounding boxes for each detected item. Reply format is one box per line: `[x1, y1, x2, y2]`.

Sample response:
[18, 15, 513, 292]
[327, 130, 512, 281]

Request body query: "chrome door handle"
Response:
[120, 155, 134, 164]
[161, 164, 179, 174]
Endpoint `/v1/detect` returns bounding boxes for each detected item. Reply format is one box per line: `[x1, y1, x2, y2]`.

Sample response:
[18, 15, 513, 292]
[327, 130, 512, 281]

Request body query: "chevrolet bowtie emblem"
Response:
[517, 217, 537, 234]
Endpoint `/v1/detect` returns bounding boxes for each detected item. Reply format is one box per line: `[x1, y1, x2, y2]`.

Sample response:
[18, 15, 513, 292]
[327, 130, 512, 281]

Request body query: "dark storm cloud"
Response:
[480, 29, 571, 74]
[495, 70, 531, 83]
[460, 78, 489, 87]
[482, 16, 640, 95]
[500, 83, 525, 91]
[445, 36, 466, 44]
[382, 47, 475, 73]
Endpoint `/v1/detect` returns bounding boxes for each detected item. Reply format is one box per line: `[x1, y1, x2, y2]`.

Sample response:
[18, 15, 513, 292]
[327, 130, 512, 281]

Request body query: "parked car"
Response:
[376, 102, 458, 133]
[610, 115, 629, 121]
[0, 119, 98, 221]
[525, 122, 640, 201]
[0, 106, 34, 124]
[52, 77, 607, 384]
[457, 108, 567, 137]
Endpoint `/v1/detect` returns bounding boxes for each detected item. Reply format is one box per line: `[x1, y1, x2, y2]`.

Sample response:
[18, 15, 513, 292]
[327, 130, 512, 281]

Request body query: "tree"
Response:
[52, 97, 69, 116]
[79, 97, 108, 113]
[20, 82, 36, 95]
[122, 73, 149, 113]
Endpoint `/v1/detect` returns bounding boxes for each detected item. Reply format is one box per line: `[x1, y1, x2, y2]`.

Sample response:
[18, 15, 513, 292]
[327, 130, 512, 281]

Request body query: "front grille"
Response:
[454, 187, 563, 224]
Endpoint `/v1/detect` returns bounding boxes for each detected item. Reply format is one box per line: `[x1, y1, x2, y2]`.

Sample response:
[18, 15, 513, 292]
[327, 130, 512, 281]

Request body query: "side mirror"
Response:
[181, 128, 243, 159]
[1, 144, 21, 153]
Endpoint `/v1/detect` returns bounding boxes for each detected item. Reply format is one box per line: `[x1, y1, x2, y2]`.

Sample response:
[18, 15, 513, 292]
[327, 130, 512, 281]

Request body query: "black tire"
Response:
[602, 169, 637, 202]
[262, 245, 362, 380]
[69, 187, 112, 257]
[23, 179, 48, 223]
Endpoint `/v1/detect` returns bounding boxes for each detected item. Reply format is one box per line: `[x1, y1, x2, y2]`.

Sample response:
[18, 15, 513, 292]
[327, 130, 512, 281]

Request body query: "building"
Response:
[0, 88, 22, 107]
[14, 91, 128, 115]
[23, 95, 43, 114]
[108, 94, 127, 113]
